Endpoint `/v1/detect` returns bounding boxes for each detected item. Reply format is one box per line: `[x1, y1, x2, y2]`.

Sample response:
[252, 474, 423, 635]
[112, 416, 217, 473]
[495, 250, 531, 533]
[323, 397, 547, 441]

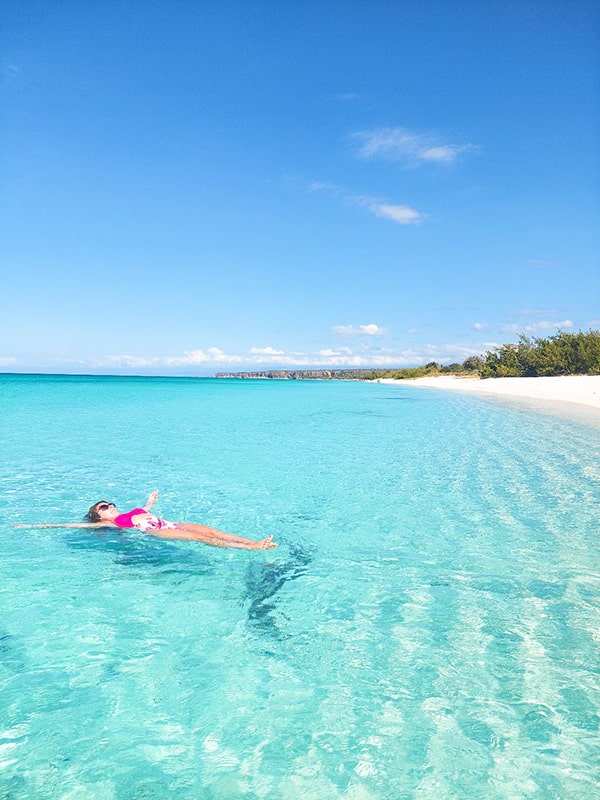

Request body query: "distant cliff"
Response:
[215, 369, 376, 380]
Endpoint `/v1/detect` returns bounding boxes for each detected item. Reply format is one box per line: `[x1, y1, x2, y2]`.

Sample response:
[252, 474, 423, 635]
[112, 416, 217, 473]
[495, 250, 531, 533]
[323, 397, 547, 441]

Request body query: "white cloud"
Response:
[399, 343, 485, 363]
[0, 357, 17, 366]
[164, 348, 244, 365]
[241, 351, 399, 368]
[359, 199, 427, 225]
[250, 347, 285, 355]
[500, 320, 573, 335]
[333, 324, 384, 336]
[353, 127, 476, 166]
[350, 194, 427, 225]
[87, 348, 245, 368]
[317, 347, 353, 357]
[91, 354, 154, 368]
[49, 336, 499, 374]
[420, 145, 467, 163]
[310, 182, 427, 226]
[473, 322, 486, 331]
[264, 342, 485, 368]
[309, 181, 339, 193]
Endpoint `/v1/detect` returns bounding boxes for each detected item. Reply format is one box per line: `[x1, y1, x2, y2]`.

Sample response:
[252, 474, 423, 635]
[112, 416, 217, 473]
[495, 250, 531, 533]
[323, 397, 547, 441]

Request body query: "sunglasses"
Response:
[97, 502, 116, 511]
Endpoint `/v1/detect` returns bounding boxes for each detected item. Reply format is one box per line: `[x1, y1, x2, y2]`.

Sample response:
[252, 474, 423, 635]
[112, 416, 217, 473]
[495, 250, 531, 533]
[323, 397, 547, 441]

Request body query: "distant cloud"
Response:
[352, 196, 427, 225]
[401, 343, 485, 363]
[56, 337, 498, 374]
[0, 357, 17, 366]
[308, 181, 340, 194]
[352, 126, 477, 166]
[234, 344, 483, 368]
[500, 320, 573, 335]
[309, 182, 427, 226]
[88, 348, 244, 368]
[91, 354, 154, 368]
[65, 334, 516, 375]
[164, 348, 244, 365]
[250, 347, 285, 355]
[252, 353, 372, 367]
[473, 322, 486, 331]
[333, 324, 384, 336]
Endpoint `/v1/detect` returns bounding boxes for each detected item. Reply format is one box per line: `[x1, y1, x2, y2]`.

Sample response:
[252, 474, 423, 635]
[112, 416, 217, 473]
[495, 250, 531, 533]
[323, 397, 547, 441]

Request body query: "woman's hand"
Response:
[144, 489, 159, 510]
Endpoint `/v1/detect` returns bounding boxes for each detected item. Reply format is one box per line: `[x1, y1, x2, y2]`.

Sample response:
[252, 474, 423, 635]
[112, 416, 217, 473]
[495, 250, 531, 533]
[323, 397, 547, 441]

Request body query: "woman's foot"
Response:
[253, 535, 277, 550]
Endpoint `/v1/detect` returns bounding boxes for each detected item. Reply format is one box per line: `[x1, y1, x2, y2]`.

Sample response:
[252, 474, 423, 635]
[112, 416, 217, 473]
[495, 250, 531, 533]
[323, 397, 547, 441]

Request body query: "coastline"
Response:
[377, 375, 600, 427]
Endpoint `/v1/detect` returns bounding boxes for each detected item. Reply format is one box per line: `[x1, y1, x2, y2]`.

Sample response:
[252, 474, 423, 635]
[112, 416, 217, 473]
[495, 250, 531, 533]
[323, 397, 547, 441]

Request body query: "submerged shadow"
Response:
[243, 542, 314, 640]
[63, 530, 214, 576]
[0, 631, 27, 673]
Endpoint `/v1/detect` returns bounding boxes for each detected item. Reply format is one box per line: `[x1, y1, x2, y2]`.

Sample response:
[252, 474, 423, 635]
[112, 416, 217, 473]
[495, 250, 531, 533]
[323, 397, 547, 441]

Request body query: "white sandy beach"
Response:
[378, 375, 600, 421]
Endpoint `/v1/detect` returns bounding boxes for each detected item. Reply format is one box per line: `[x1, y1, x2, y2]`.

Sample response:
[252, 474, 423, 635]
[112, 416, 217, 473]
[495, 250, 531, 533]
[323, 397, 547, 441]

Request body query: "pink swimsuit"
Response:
[113, 508, 179, 532]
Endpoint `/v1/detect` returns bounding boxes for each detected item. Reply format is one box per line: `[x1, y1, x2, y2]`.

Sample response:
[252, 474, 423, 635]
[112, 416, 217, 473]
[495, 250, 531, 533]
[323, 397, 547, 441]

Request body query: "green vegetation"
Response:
[478, 329, 600, 377]
[217, 331, 600, 381]
[363, 360, 480, 381]
[364, 330, 600, 380]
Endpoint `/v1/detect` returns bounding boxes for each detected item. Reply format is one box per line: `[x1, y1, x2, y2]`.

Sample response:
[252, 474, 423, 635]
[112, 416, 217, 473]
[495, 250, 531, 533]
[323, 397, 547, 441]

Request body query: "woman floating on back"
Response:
[14, 490, 276, 550]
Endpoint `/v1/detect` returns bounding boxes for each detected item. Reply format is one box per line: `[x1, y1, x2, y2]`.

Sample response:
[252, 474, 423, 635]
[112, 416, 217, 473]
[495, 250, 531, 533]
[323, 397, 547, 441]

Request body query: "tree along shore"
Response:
[215, 330, 600, 381]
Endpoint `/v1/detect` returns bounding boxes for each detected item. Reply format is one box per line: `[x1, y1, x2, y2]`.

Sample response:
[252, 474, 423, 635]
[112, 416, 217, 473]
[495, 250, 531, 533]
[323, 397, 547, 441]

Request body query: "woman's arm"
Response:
[12, 522, 110, 529]
[143, 489, 159, 511]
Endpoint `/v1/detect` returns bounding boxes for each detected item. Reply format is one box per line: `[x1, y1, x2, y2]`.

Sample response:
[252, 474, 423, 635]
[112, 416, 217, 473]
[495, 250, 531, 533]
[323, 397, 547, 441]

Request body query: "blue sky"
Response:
[1, 0, 598, 375]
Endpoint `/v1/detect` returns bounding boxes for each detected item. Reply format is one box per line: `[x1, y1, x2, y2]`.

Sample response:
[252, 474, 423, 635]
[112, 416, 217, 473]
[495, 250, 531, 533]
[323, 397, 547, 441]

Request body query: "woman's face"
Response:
[95, 502, 119, 521]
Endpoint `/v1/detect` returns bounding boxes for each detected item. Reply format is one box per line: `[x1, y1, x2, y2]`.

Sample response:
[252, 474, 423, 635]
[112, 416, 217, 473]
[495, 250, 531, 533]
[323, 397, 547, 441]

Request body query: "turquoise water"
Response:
[1, 374, 599, 800]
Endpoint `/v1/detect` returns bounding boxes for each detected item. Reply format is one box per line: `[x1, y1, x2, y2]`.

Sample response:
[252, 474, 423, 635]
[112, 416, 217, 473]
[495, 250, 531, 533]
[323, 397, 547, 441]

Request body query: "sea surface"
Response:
[1, 374, 599, 800]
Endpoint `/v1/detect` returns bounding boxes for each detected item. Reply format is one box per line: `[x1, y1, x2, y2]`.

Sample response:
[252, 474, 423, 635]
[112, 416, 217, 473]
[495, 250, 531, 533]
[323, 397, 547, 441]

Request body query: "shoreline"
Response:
[377, 375, 600, 427]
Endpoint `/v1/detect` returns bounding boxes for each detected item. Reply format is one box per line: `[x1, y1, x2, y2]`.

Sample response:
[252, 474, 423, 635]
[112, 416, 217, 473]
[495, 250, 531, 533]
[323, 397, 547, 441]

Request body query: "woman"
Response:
[14, 490, 277, 550]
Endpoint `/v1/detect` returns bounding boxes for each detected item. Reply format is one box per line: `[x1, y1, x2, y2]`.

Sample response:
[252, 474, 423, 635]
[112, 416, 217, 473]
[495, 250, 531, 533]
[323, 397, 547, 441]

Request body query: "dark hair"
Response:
[86, 501, 110, 523]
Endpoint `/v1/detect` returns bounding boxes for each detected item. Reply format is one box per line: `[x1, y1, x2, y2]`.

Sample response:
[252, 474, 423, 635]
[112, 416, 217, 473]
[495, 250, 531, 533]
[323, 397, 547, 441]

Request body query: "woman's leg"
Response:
[154, 522, 276, 550]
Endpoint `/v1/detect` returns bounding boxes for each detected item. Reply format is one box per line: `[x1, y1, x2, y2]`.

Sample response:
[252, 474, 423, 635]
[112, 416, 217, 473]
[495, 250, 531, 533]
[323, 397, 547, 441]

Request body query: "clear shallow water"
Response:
[1, 374, 599, 800]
